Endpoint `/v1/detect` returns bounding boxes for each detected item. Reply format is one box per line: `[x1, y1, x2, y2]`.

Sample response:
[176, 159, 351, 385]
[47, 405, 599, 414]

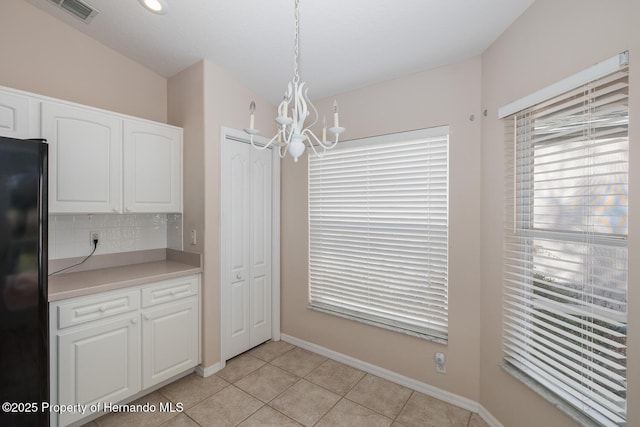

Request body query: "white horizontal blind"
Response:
[503, 69, 628, 426]
[309, 128, 449, 341]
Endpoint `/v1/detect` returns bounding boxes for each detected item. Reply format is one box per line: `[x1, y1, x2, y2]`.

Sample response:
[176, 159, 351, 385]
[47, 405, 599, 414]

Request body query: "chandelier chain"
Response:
[293, 0, 300, 85]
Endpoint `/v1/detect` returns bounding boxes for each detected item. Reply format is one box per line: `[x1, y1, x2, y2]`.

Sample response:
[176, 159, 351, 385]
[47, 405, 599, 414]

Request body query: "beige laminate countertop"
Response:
[48, 259, 201, 302]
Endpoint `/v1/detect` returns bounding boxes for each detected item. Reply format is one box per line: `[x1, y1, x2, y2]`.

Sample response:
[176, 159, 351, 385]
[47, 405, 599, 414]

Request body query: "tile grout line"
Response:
[392, 389, 415, 425]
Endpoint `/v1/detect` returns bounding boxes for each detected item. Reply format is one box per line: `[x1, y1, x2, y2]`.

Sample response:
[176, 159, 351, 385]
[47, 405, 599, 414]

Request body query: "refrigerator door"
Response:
[0, 137, 48, 426]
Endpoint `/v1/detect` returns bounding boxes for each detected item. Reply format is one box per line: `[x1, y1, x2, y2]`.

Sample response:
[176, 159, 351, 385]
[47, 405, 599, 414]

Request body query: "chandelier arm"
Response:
[249, 132, 280, 151]
[308, 144, 323, 158]
[279, 143, 288, 158]
[302, 128, 326, 156]
[303, 85, 318, 129]
[303, 128, 339, 150]
[295, 83, 308, 131]
[302, 128, 321, 145]
[284, 124, 293, 145]
[319, 134, 339, 149]
[304, 134, 323, 158]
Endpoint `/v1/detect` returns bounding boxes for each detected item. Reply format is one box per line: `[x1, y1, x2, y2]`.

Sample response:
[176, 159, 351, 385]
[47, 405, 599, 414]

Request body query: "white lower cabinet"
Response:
[142, 298, 199, 388]
[140, 275, 199, 389]
[57, 316, 140, 426]
[50, 274, 200, 427]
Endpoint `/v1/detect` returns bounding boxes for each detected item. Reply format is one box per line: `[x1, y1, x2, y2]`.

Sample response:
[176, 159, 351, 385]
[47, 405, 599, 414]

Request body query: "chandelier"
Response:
[244, 0, 345, 162]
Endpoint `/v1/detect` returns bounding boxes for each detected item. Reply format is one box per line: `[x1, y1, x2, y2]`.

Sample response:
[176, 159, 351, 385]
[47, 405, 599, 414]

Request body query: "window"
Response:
[502, 58, 628, 426]
[308, 127, 449, 342]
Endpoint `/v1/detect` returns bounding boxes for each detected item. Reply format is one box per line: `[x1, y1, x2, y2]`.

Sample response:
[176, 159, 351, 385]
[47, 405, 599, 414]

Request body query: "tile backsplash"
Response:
[48, 213, 183, 260]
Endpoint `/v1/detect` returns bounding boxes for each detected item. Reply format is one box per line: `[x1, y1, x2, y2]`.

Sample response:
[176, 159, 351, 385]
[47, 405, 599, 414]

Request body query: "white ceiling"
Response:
[25, 0, 535, 104]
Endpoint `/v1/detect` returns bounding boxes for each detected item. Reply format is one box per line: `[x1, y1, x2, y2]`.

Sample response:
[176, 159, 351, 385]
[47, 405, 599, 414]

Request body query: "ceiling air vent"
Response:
[47, 0, 99, 23]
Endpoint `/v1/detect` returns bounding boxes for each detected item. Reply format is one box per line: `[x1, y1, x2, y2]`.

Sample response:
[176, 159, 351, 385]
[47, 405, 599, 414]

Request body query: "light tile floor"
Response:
[84, 341, 489, 427]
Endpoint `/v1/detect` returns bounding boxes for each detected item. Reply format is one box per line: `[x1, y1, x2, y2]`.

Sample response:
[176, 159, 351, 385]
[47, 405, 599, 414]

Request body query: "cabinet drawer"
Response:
[141, 275, 198, 308]
[57, 289, 139, 329]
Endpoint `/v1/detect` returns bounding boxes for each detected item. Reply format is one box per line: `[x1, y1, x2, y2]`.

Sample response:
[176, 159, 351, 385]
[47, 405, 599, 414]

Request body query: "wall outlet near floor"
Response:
[435, 352, 446, 374]
[90, 231, 100, 247]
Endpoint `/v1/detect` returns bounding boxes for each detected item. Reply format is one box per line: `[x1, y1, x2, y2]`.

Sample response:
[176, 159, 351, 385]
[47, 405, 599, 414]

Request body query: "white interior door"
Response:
[224, 136, 272, 359]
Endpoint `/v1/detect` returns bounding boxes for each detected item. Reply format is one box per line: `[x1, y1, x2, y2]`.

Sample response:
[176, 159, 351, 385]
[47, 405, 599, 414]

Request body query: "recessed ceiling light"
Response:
[139, 0, 167, 15]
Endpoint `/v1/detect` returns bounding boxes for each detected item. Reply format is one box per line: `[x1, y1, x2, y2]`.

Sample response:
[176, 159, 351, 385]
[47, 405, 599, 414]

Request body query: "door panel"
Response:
[230, 151, 248, 273]
[230, 280, 248, 336]
[250, 151, 272, 345]
[252, 276, 267, 328]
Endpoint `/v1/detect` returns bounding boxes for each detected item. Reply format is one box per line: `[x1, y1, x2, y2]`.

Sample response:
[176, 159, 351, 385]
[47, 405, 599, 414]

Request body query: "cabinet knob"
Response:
[126, 207, 131, 212]
[100, 306, 106, 312]
[112, 208, 119, 213]
[236, 273, 242, 280]
[145, 315, 151, 321]
[131, 318, 137, 324]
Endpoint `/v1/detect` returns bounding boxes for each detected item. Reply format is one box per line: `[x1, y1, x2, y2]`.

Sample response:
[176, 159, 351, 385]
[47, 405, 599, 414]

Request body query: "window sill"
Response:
[308, 304, 448, 345]
[500, 363, 604, 427]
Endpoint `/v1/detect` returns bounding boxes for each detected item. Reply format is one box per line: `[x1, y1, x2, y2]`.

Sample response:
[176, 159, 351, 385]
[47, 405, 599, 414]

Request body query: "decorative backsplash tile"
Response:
[48, 213, 183, 260]
[167, 213, 183, 251]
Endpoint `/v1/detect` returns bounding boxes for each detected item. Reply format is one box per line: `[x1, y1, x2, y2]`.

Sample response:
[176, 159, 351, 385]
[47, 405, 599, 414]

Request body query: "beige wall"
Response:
[280, 56, 483, 401]
[0, 0, 166, 122]
[168, 59, 276, 368]
[480, 1, 639, 426]
[4, 0, 639, 424]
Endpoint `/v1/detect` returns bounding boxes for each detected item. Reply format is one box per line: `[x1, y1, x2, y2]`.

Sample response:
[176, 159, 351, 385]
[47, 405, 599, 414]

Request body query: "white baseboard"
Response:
[478, 404, 505, 427]
[196, 361, 221, 377]
[281, 334, 503, 427]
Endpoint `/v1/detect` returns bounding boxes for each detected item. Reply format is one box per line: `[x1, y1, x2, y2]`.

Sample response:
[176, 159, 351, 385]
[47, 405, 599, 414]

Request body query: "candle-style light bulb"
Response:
[282, 95, 289, 119]
[249, 101, 256, 129]
[333, 100, 339, 128]
[322, 116, 327, 142]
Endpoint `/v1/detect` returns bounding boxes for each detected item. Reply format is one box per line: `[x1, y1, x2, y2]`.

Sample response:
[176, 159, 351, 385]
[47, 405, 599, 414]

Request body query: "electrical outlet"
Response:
[90, 231, 100, 247]
[434, 352, 446, 374]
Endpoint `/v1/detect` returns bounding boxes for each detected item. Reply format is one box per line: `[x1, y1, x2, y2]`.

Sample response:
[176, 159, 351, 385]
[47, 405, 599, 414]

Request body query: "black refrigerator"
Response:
[0, 136, 48, 427]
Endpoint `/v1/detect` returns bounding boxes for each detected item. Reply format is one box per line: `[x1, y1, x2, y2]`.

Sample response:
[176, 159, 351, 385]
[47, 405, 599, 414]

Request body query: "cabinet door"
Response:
[0, 90, 38, 139]
[57, 316, 140, 426]
[123, 120, 182, 213]
[141, 297, 198, 388]
[43, 102, 122, 213]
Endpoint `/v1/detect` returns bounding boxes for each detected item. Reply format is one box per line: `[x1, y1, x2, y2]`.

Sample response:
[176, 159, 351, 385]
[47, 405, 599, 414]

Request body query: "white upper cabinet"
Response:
[43, 101, 123, 214]
[1, 85, 183, 214]
[38, 100, 183, 214]
[0, 90, 39, 139]
[123, 120, 182, 213]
